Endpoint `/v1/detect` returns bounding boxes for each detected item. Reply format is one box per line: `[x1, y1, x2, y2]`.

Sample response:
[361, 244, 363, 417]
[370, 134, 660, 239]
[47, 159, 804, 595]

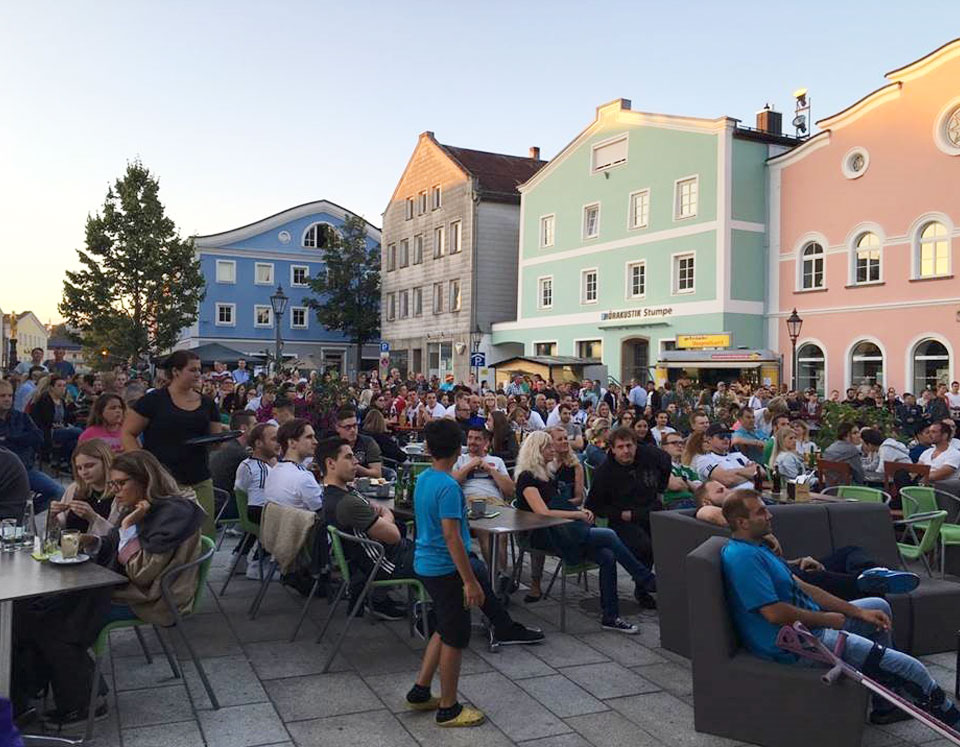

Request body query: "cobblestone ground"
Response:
[31, 541, 958, 747]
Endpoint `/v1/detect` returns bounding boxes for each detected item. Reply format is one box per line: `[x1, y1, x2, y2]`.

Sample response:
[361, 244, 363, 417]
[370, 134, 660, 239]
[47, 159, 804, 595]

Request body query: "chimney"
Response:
[529, 146, 541, 160]
[755, 104, 782, 136]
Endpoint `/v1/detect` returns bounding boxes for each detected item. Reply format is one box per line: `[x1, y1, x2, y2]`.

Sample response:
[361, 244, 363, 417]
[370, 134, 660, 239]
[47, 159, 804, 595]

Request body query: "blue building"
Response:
[177, 200, 382, 375]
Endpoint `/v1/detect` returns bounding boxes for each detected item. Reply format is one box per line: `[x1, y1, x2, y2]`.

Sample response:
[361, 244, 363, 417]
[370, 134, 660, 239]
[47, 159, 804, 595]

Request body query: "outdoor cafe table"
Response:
[0, 548, 126, 704]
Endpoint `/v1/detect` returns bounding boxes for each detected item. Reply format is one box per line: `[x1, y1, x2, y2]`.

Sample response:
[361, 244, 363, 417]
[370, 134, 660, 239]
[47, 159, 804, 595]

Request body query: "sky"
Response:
[1, 0, 954, 324]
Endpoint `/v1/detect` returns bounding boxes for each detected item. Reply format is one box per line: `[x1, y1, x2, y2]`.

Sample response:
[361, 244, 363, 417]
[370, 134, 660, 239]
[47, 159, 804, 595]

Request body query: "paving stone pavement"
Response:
[26, 540, 958, 746]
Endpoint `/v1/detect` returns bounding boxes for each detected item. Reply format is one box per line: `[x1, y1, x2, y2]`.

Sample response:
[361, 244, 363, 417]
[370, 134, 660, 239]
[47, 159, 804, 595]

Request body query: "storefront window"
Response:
[850, 341, 883, 387]
[912, 339, 950, 394]
[428, 342, 453, 380]
[796, 343, 825, 394]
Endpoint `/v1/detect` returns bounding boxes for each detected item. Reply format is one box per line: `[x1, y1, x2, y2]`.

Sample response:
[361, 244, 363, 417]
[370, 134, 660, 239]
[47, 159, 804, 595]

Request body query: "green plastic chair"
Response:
[832, 485, 890, 503]
[319, 525, 430, 669]
[214, 487, 241, 551]
[902, 486, 960, 577]
[896, 508, 947, 578]
[220, 489, 260, 595]
[84, 536, 219, 740]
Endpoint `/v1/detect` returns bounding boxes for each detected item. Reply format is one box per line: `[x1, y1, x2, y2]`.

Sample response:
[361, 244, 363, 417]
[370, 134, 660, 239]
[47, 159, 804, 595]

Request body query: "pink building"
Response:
[769, 39, 960, 396]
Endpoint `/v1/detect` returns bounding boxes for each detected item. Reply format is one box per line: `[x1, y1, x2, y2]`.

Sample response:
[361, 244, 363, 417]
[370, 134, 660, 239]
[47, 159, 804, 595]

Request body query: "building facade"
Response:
[380, 132, 545, 383]
[14, 311, 48, 363]
[178, 200, 382, 375]
[492, 98, 796, 385]
[769, 39, 960, 394]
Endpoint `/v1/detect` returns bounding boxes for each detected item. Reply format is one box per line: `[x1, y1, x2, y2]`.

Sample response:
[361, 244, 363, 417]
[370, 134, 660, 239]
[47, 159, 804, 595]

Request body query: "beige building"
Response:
[14, 311, 48, 364]
[381, 132, 545, 383]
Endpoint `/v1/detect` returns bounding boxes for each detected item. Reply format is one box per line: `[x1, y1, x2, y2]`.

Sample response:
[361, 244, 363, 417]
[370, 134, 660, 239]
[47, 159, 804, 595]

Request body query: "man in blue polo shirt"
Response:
[721, 489, 960, 729]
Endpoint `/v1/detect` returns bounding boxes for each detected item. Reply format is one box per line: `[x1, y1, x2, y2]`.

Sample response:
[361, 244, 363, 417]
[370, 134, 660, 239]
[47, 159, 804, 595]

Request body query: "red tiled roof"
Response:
[438, 144, 546, 203]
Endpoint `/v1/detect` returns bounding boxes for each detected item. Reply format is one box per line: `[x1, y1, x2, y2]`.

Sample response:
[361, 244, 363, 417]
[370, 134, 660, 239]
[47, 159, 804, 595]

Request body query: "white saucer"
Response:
[49, 552, 90, 565]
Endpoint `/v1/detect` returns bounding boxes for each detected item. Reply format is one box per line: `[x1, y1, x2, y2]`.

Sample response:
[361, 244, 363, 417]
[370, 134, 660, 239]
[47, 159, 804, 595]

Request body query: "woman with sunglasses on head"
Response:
[122, 350, 222, 538]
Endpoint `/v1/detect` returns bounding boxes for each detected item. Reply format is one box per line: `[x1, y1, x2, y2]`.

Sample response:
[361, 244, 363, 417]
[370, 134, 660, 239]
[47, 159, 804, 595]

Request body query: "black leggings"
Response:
[796, 545, 879, 600]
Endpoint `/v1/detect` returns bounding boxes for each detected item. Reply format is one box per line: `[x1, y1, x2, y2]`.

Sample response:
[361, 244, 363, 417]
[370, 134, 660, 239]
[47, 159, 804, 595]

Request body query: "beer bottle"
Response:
[771, 466, 781, 494]
[753, 464, 764, 492]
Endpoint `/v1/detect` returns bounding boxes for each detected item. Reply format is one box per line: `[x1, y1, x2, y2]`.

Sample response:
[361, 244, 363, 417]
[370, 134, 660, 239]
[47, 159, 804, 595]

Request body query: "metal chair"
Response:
[512, 538, 596, 633]
[816, 459, 853, 489]
[820, 485, 890, 503]
[902, 485, 960, 577]
[213, 486, 240, 550]
[318, 526, 430, 671]
[83, 536, 220, 741]
[895, 503, 947, 578]
[883, 461, 930, 503]
[219, 489, 261, 596]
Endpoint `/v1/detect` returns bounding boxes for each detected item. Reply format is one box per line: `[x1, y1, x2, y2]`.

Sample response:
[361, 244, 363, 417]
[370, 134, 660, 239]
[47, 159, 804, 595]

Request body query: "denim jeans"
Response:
[808, 598, 959, 724]
[27, 468, 64, 512]
[583, 527, 655, 622]
[51, 426, 82, 459]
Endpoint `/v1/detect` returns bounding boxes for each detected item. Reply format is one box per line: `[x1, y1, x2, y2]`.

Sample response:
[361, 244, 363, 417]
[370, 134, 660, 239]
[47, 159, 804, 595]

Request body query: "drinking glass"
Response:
[60, 529, 81, 560]
[1, 519, 16, 552]
[44, 524, 61, 556]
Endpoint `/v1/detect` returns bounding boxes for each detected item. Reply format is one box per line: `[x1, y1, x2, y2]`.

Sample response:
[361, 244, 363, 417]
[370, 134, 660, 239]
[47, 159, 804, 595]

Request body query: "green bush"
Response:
[814, 402, 897, 449]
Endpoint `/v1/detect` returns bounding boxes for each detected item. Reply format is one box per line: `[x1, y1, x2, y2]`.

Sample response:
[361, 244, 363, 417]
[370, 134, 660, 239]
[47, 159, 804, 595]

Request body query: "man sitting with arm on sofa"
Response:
[721, 489, 955, 728]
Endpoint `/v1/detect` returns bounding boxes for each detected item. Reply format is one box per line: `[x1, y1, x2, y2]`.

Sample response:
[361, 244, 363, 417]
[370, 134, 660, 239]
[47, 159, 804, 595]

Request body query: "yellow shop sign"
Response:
[677, 333, 731, 349]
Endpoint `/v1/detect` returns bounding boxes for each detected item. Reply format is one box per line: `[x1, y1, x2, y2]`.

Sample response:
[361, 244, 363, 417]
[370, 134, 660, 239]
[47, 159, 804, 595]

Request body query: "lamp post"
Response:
[470, 324, 482, 384]
[786, 308, 804, 391]
[270, 285, 289, 375]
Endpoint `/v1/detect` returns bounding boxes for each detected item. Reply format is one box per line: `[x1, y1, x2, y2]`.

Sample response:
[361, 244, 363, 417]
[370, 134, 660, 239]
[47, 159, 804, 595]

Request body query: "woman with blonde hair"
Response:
[583, 419, 610, 468]
[514, 431, 656, 632]
[681, 430, 708, 466]
[770, 426, 806, 480]
[49, 439, 117, 534]
[757, 396, 788, 438]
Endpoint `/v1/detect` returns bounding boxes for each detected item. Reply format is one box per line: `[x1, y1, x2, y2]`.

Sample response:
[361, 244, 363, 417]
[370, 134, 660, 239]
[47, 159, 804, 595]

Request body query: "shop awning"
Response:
[657, 349, 779, 369]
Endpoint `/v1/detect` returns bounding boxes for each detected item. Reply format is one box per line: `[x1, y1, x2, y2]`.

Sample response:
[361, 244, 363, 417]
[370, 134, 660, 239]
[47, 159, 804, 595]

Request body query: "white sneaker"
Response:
[246, 558, 265, 580]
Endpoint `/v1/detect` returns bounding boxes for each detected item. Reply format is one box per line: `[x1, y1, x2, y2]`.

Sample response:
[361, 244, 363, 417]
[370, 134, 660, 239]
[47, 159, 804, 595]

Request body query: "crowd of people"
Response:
[5, 350, 960, 733]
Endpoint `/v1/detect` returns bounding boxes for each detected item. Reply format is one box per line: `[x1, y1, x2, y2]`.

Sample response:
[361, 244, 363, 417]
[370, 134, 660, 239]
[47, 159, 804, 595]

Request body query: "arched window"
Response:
[800, 242, 825, 290]
[917, 222, 950, 278]
[854, 232, 881, 284]
[850, 341, 883, 387]
[912, 339, 950, 394]
[303, 223, 336, 249]
[796, 343, 825, 394]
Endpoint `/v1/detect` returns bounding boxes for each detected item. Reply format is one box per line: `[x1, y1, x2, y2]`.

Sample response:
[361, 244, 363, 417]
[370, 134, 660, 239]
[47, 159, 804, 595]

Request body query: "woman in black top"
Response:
[49, 438, 116, 534]
[361, 409, 407, 465]
[31, 375, 81, 461]
[487, 411, 518, 463]
[122, 350, 221, 538]
[514, 431, 656, 633]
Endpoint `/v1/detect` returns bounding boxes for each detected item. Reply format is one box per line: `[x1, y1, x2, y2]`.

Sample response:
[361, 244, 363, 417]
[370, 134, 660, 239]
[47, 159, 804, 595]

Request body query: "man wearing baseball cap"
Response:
[694, 423, 763, 491]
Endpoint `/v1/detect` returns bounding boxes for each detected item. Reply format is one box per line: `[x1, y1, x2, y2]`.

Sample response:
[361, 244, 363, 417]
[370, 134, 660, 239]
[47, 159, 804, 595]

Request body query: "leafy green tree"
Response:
[815, 402, 898, 449]
[302, 214, 380, 373]
[59, 161, 205, 362]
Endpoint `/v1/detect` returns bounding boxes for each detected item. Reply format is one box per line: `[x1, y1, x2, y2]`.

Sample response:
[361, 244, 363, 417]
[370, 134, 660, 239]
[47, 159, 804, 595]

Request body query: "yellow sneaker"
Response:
[407, 696, 440, 711]
[437, 705, 485, 727]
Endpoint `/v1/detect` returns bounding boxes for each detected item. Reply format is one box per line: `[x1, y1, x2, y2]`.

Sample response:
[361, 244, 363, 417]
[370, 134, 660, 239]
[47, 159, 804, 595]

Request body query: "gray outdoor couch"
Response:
[651, 501, 960, 657]
[687, 536, 868, 747]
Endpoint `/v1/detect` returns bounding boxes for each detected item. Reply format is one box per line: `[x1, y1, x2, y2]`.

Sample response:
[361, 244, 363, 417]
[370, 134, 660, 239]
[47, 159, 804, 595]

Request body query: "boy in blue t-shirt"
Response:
[406, 419, 542, 727]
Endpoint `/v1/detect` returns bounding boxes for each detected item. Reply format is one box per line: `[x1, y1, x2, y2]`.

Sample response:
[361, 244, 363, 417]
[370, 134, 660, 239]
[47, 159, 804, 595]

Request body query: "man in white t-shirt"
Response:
[416, 390, 447, 425]
[452, 425, 515, 503]
[264, 419, 323, 512]
[235, 423, 279, 516]
[650, 410, 676, 445]
[693, 423, 761, 491]
[918, 421, 960, 482]
[947, 381, 960, 418]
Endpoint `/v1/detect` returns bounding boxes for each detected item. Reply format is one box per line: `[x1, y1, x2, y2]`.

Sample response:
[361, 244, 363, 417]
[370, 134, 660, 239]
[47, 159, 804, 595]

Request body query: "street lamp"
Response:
[786, 308, 804, 391]
[470, 324, 482, 382]
[270, 285, 289, 374]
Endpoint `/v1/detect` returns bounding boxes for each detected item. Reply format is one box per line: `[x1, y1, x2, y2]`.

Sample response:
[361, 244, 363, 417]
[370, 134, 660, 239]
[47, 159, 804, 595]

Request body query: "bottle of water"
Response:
[20, 500, 36, 549]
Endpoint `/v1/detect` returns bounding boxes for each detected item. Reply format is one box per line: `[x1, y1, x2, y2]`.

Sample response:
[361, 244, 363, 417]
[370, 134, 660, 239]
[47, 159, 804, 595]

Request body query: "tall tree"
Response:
[59, 161, 205, 363]
[302, 214, 380, 373]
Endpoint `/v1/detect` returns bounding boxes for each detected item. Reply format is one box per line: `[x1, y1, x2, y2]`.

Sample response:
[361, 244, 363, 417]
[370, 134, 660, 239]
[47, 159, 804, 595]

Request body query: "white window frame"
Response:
[582, 202, 601, 241]
[399, 238, 410, 268]
[434, 225, 445, 258]
[537, 275, 554, 310]
[253, 305, 273, 328]
[215, 303, 236, 327]
[215, 259, 236, 284]
[418, 191, 428, 215]
[580, 268, 598, 305]
[413, 234, 423, 264]
[301, 222, 335, 249]
[671, 252, 696, 295]
[532, 340, 558, 356]
[539, 214, 555, 248]
[432, 282, 444, 314]
[625, 260, 646, 299]
[450, 221, 462, 254]
[254, 262, 275, 286]
[399, 290, 409, 319]
[574, 338, 603, 360]
[628, 189, 650, 230]
[798, 242, 826, 291]
[386, 292, 396, 321]
[850, 230, 883, 286]
[431, 184, 442, 210]
[290, 306, 308, 330]
[405, 198, 414, 220]
[913, 219, 952, 279]
[290, 264, 310, 287]
[590, 133, 628, 173]
[413, 286, 423, 316]
[386, 243, 396, 272]
[449, 279, 461, 311]
[674, 175, 699, 221]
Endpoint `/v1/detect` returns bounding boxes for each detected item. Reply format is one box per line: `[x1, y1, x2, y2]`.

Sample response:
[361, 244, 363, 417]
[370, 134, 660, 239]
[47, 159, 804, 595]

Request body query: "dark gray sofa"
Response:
[687, 536, 868, 747]
[652, 501, 960, 657]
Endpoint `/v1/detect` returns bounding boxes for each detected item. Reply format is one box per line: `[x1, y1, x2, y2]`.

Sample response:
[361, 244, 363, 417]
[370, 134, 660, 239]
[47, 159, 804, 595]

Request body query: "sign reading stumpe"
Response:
[600, 306, 673, 321]
[677, 334, 732, 349]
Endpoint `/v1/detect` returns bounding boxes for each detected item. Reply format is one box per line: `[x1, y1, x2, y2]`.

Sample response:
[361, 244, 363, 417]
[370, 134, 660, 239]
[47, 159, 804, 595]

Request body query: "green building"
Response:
[492, 98, 796, 386]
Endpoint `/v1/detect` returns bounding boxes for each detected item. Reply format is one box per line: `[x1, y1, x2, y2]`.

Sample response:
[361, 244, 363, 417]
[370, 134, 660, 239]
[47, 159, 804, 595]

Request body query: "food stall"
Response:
[655, 346, 782, 389]
[491, 355, 608, 389]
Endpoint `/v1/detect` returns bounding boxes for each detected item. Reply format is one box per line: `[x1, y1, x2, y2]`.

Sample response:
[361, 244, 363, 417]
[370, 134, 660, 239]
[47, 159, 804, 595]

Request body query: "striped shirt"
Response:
[235, 457, 272, 507]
